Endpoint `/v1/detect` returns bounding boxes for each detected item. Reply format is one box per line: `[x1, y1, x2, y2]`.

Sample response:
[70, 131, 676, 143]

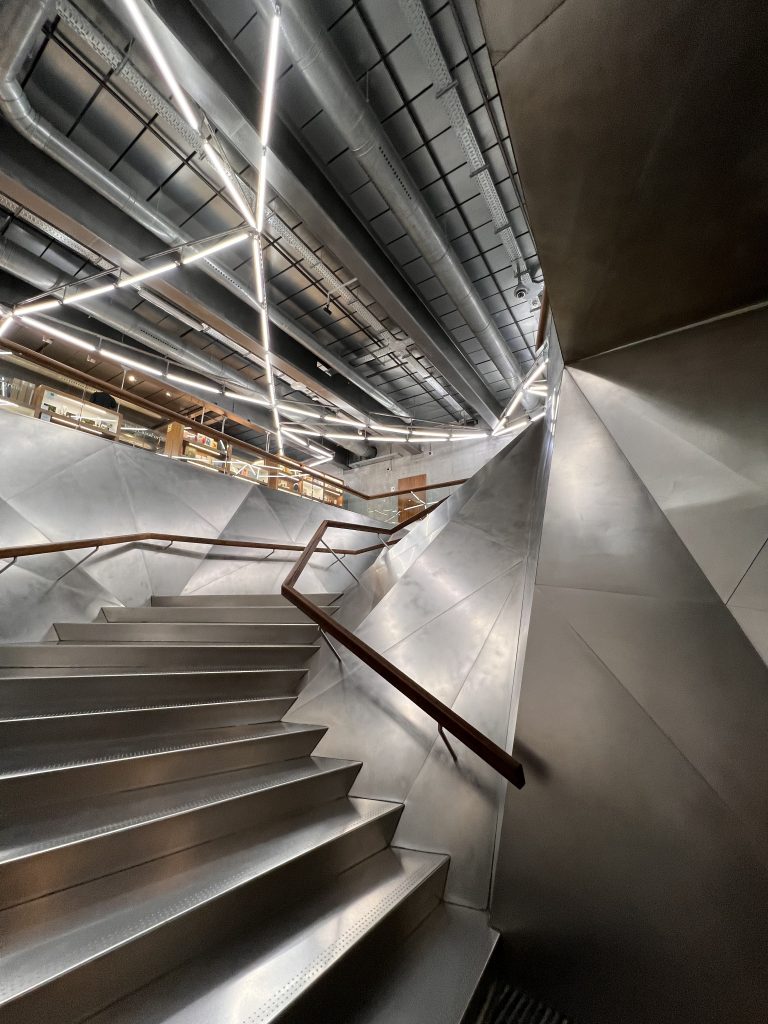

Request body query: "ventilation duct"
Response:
[250, 0, 526, 392]
[0, 0, 409, 425]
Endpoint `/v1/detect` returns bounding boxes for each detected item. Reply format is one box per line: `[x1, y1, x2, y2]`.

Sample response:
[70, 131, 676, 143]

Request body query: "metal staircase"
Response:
[0, 592, 497, 1023]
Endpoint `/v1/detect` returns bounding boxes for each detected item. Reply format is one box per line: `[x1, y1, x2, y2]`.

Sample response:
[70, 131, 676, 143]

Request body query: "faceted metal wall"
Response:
[493, 368, 768, 1023]
[572, 304, 768, 665]
[286, 422, 548, 908]
[0, 410, 377, 642]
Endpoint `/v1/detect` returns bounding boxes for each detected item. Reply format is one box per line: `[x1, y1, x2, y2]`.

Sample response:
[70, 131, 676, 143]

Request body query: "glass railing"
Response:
[0, 360, 345, 510]
[0, 347, 464, 520]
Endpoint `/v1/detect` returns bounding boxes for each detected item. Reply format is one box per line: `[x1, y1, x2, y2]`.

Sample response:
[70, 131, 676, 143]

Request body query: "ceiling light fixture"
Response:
[180, 229, 251, 266]
[116, 259, 178, 288]
[20, 316, 95, 351]
[224, 390, 270, 406]
[123, 0, 199, 130]
[328, 416, 366, 429]
[493, 354, 549, 435]
[61, 282, 116, 304]
[15, 298, 61, 315]
[123, 0, 283, 447]
[100, 347, 164, 377]
[166, 372, 221, 395]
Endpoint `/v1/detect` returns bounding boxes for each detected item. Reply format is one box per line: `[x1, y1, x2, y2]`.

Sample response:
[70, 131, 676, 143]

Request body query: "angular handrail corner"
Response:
[281, 506, 526, 790]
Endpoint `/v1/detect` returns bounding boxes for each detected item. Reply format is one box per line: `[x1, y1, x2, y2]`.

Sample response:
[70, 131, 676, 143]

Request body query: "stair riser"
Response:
[0, 697, 296, 747]
[0, 728, 326, 811]
[151, 594, 339, 607]
[0, 670, 306, 715]
[277, 855, 449, 1024]
[54, 623, 320, 644]
[0, 645, 319, 669]
[1, 809, 401, 1024]
[103, 606, 334, 624]
[1, 764, 360, 911]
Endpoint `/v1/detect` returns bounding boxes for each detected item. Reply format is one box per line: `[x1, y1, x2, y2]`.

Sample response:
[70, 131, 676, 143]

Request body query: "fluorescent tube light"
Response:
[260, 16, 281, 150]
[328, 417, 366, 429]
[203, 143, 256, 228]
[61, 282, 116, 303]
[123, 0, 199, 130]
[256, 151, 269, 235]
[225, 390, 270, 406]
[368, 423, 410, 434]
[16, 298, 61, 315]
[100, 347, 164, 376]
[116, 259, 178, 288]
[167, 373, 221, 394]
[22, 316, 95, 351]
[180, 230, 250, 265]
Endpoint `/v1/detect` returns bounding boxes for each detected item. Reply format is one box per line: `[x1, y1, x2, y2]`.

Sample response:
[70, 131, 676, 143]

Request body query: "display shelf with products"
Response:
[34, 386, 122, 437]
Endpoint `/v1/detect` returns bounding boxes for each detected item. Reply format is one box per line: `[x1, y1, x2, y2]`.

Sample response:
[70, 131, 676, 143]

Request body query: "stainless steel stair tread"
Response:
[86, 847, 448, 1024]
[151, 593, 340, 607]
[0, 643, 320, 667]
[53, 623, 320, 643]
[0, 756, 360, 867]
[0, 721, 322, 778]
[342, 903, 498, 1024]
[0, 695, 294, 723]
[0, 797, 401, 1007]
[0, 666, 306, 682]
[103, 606, 339, 623]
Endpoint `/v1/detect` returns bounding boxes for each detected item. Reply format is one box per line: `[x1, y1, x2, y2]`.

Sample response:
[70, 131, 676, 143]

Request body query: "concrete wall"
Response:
[0, 410, 377, 641]
[342, 434, 512, 519]
[492, 364, 768, 1023]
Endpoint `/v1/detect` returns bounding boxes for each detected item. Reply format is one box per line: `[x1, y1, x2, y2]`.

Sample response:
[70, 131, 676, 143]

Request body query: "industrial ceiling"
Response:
[0, 0, 542, 464]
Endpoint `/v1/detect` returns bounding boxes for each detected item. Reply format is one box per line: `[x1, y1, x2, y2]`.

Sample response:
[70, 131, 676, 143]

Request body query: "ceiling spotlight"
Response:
[165, 391, 172, 397]
[514, 272, 528, 301]
[322, 291, 332, 316]
[128, 374, 137, 382]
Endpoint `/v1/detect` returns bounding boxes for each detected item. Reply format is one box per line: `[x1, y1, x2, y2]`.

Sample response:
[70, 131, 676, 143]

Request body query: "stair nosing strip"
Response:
[0, 800, 402, 1007]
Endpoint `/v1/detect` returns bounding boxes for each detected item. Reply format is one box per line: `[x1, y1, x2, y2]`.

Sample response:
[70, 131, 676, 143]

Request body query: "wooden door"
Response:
[397, 473, 427, 523]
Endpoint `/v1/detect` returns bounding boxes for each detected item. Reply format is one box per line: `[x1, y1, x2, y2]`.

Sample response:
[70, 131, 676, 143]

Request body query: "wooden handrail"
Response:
[0, 337, 468, 500]
[282, 510, 526, 790]
[0, 500, 525, 789]
[0, 530, 406, 562]
[0, 494, 442, 563]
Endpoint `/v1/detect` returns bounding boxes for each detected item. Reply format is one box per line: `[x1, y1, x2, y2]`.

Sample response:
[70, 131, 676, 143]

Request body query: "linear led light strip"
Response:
[13, 315, 226, 398]
[12, 230, 251, 317]
[123, 0, 284, 453]
[492, 355, 550, 436]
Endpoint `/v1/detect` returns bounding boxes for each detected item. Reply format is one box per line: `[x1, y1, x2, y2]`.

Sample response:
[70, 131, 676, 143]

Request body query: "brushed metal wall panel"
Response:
[492, 367, 768, 1022]
[495, 588, 768, 1024]
[536, 377, 717, 602]
[0, 413, 377, 639]
[287, 427, 547, 907]
[569, 309, 768, 665]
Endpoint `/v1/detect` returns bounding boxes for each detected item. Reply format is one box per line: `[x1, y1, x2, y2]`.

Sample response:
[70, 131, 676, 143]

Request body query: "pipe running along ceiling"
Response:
[0, 0, 543, 464]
